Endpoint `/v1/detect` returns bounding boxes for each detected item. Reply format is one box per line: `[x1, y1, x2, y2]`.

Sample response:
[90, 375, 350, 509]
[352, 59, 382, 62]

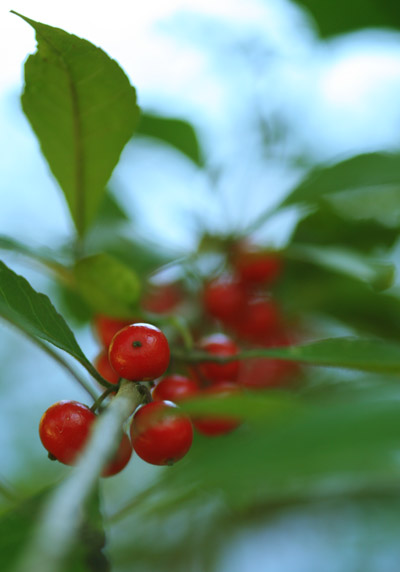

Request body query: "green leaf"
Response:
[290, 205, 399, 252]
[278, 261, 400, 341]
[135, 112, 204, 166]
[13, 11, 140, 237]
[74, 253, 140, 318]
[282, 154, 400, 224]
[0, 260, 90, 367]
[1, 486, 107, 572]
[294, 0, 400, 37]
[286, 243, 395, 291]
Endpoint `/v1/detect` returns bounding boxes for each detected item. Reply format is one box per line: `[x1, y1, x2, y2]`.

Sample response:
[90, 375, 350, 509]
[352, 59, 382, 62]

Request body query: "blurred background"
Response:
[2, 1, 400, 571]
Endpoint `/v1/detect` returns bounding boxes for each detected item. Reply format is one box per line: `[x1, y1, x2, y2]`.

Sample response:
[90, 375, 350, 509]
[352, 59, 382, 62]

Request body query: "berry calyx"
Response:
[152, 374, 199, 402]
[39, 400, 132, 476]
[130, 401, 193, 465]
[197, 333, 240, 383]
[93, 315, 134, 348]
[108, 323, 170, 381]
[192, 382, 241, 436]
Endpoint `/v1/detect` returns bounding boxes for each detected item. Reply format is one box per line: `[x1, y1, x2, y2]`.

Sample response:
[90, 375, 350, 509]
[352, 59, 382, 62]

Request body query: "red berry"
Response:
[234, 245, 282, 285]
[152, 374, 199, 402]
[203, 275, 247, 322]
[192, 382, 241, 436]
[102, 433, 133, 477]
[94, 350, 120, 386]
[108, 323, 170, 381]
[39, 401, 96, 465]
[239, 357, 299, 390]
[141, 283, 183, 314]
[197, 333, 240, 383]
[130, 401, 193, 465]
[93, 315, 134, 347]
[39, 400, 132, 476]
[233, 296, 281, 343]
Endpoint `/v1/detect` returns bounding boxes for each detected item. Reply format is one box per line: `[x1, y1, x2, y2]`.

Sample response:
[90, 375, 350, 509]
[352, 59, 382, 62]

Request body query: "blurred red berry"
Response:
[141, 283, 183, 314]
[234, 245, 282, 285]
[152, 374, 200, 402]
[233, 296, 281, 343]
[203, 275, 247, 322]
[192, 382, 241, 436]
[93, 315, 134, 348]
[94, 350, 120, 386]
[197, 333, 240, 383]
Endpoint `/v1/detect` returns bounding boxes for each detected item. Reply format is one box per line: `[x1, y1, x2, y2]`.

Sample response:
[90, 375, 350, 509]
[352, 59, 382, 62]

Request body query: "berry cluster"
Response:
[39, 244, 301, 476]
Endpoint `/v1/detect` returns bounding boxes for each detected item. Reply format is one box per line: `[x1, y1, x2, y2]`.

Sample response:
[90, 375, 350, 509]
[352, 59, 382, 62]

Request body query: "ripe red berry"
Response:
[39, 401, 96, 465]
[192, 382, 241, 436]
[233, 296, 281, 343]
[94, 350, 120, 386]
[234, 245, 282, 285]
[93, 315, 134, 347]
[108, 323, 170, 381]
[197, 333, 240, 383]
[141, 283, 183, 314]
[130, 401, 193, 465]
[239, 357, 299, 390]
[152, 374, 199, 402]
[102, 433, 133, 477]
[203, 275, 247, 322]
[39, 400, 132, 476]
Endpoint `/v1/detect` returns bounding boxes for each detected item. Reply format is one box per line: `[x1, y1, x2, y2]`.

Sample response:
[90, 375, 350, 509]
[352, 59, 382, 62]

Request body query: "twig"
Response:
[14, 380, 144, 572]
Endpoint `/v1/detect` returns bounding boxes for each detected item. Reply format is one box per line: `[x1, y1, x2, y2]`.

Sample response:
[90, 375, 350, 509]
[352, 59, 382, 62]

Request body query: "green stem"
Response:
[90, 384, 119, 412]
[14, 380, 144, 572]
[33, 338, 99, 400]
[171, 347, 295, 364]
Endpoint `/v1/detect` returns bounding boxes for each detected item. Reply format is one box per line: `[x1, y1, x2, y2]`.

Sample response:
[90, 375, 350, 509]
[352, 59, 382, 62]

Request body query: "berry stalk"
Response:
[14, 380, 144, 572]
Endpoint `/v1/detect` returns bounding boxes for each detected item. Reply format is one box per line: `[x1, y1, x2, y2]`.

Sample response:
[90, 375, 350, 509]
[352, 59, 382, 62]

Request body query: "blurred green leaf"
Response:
[282, 154, 400, 224]
[1, 486, 107, 572]
[94, 190, 130, 226]
[278, 261, 400, 341]
[293, 0, 400, 37]
[286, 243, 395, 291]
[0, 260, 90, 367]
[290, 205, 399, 251]
[136, 112, 204, 166]
[74, 253, 140, 318]
[14, 12, 139, 237]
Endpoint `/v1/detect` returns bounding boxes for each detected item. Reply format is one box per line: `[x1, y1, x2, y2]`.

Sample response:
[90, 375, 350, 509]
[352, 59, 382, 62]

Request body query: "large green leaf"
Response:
[278, 261, 400, 341]
[286, 243, 395, 291]
[1, 486, 106, 572]
[0, 260, 90, 368]
[293, 0, 400, 37]
[135, 112, 204, 166]
[13, 12, 140, 236]
[290, 205, 399, 251]
[282, 154, 400, 223]
[74, 253, 141, 318]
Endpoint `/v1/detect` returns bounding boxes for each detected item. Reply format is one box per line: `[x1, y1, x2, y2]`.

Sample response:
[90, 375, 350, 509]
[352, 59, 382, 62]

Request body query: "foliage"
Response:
[2, 5, 400, 572]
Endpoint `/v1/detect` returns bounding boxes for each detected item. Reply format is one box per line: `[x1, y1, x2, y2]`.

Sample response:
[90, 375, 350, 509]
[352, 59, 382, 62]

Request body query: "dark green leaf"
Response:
[290, 205, 399, 251]
[74, 253, 140, 318]
[278, 261, 400, 341]
[282, 154, 400, 226]
[294, 0, 400, 37]
[14, 12, 140, 236]
[0, 260, 90, 367]
[286, 243, 395, 291]
[136, 112, 204, 166]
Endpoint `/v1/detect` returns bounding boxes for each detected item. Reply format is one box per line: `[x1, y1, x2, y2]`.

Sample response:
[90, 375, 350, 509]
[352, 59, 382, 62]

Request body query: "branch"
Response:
[14, 380, 143, 572]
